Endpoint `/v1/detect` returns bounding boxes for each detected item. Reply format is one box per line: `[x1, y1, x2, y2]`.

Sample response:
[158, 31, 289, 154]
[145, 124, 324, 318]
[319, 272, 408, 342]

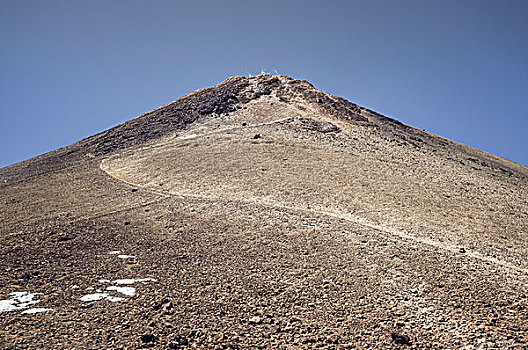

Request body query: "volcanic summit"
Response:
[1, 75, 527, 348]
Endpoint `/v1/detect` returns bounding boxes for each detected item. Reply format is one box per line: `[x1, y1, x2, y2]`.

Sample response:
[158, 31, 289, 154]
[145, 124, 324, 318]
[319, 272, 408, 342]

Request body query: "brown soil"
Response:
[1, 75, 527, 349]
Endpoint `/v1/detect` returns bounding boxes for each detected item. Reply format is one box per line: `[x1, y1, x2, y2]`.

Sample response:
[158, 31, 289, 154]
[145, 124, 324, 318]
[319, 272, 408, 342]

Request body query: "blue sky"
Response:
[1, 0, 527, 167]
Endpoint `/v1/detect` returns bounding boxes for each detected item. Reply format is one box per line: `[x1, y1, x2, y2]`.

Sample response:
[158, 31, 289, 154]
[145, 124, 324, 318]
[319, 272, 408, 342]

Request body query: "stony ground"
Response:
[1, 75, 527, 349]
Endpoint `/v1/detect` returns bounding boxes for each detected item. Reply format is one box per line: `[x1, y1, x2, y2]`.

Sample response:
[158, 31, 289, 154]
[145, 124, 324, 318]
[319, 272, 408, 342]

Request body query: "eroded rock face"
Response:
[85, 75, 371, 156]
[1, 75, 528, 349]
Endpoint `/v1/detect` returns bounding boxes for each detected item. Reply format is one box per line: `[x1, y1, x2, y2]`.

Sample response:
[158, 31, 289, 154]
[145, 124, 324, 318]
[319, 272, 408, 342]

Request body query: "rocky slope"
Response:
[1, 75, 527, 349]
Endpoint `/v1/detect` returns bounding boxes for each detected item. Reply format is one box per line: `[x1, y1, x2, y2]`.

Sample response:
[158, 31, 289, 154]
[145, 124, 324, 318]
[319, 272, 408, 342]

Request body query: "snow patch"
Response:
[117, 255, 136, 259]
[81, 293, 109, 302]
[106, 286, 135, 296]
[0, 299, 18, 313]
[0, 292, 42, 313]
[178, 134, 198, 140]
[80, 292, 127, 302]
[21, 308, 53, 314]
[105, 296, 127, 302]
[80, 276, 156, 303]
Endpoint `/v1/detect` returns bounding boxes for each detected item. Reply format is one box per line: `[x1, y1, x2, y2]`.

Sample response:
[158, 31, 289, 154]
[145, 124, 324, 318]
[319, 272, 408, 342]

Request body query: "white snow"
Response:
[117, 255, 136, 259]
[80, 292, 127, 302]
[0, 299, 18, 313]
[21, 308, 53, 314]
[79, 276, 157, 303]
[178, 134, 198, 140]
[106, 286, 135, 296]
[108, 250, 121, 255]
[0, 292, 42, 313]
[105, 296, 126, 302]
[113, 279, 136, 285]
[11, 292, 41, 307]
[81, 293, 109, 302]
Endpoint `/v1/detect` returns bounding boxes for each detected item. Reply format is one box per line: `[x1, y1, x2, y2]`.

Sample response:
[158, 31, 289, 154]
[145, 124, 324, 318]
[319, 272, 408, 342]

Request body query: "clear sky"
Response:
[1, 0, 527, 167]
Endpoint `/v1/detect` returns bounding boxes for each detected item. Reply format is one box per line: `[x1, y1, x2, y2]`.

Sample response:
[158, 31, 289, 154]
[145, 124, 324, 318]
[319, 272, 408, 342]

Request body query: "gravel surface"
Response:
[1, 75, 527, 349]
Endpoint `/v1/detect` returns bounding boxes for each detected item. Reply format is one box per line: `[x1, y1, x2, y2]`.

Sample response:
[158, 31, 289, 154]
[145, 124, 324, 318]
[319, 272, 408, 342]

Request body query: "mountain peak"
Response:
[2, 74, 528, 349]
[84, 74, 368, 155]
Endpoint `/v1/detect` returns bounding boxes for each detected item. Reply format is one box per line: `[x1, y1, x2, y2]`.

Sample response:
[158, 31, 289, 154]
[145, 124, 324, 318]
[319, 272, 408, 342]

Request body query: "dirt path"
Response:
[100, 157, 528, 276]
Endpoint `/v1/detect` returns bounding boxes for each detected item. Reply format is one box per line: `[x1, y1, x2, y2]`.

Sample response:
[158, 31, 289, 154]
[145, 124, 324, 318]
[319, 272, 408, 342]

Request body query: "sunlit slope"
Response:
[102, 89, 528, 272]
